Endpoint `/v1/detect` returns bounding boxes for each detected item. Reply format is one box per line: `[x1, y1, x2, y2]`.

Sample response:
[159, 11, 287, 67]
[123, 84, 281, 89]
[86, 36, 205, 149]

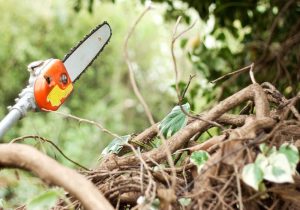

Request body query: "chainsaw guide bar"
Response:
[63, 21, 112, 82]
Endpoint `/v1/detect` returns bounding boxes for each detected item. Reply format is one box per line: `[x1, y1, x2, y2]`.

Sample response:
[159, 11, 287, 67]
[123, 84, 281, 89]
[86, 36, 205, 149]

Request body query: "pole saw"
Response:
[0, 22, 112, 139]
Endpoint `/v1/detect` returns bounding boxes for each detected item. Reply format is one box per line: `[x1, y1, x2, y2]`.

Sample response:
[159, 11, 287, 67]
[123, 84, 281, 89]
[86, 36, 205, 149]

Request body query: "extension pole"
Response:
[0, 109, 23, 139]
[0, 81, 36, 141]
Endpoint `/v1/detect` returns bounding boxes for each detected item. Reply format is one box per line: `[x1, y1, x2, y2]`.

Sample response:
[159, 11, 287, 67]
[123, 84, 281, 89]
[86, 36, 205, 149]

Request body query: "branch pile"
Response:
[60, 82, 300, 209]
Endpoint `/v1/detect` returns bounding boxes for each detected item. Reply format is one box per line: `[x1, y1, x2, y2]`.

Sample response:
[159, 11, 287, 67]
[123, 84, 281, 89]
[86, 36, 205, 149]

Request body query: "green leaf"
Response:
[242, 163, 264, 191]
[190, 150, 210, 173]
[101, 135, 131, 155]
[259, 143, 276, 156]
[179, 197, 191, 206]
[0, 199, 4, 208]
[137, 196, 160, 210]
[279, 143, 299, 171]
[263, 153, 294, 183]
[159, 103, 190, 138]
[150, 198, 160, 210]
[255, 153, 268, 170]
[26, 189, 63, 210]
[180, 38, 188, 48]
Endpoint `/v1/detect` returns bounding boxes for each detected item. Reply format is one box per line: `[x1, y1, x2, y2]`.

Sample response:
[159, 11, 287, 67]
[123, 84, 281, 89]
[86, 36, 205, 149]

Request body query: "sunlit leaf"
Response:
[242, 163, 264, 191]
[279, 143, 299, 171]
[101, 135, 131, 155]
[137, 196, 160, 210]
[179, 197, 191, 206]
[255, 153, 268, 170]
[263, 153, 294, 183]
[26, 189, 63, 210]
[0, 199, 4, 208]
[259, 143, 276, 156]
[150, 198, 160, 210]
[137, 196, 146, 205]
[159, 103, 190, 138]
[190, 150, 210, 173]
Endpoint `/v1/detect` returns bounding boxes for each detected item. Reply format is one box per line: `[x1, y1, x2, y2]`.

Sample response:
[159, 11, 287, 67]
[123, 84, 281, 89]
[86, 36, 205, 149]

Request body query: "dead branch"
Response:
[0, 143, 113, 210]
[50, 110, 121, 140]
[123, 4, 178, 189]
[171, 17, 225, 130]
[10, 135, 89, 171]
[99, 83, 271, 170]
[49, 81, 299, 209]
[211, 63, 254, 84]
[123, 4, 155, 125]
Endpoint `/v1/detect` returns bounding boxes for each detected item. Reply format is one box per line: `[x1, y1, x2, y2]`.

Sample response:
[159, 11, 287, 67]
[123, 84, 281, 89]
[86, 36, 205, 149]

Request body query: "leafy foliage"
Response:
[149, 0, 300, 111]
[159, 103, 190, 138]
[81, 0, 300, 105]
[242, 143, 300, 191]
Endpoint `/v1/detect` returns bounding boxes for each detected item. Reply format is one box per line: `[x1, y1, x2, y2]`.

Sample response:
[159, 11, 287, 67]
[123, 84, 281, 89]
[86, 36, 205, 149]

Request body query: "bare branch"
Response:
[100, 84, 271, 170]
[122, 5, 179, 189]
[234, 165, 244, 210]
[0, 143, 113, 210]
[171, 17, 226, 130]
[10, 135, 89, 171]
[211, 63, 254, 84]
[48, 110, 121, 140]
[123, 5, 155, 125]
[249, 63, 257, 84]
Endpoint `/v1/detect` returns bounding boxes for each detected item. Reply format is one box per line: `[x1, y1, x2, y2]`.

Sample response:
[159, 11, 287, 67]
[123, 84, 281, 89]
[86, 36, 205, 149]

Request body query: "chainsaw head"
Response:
[34, 59, 73, 111]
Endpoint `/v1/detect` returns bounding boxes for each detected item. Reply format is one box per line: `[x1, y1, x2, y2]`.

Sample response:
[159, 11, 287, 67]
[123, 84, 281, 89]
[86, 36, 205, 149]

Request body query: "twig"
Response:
[171, 16, 197, 99]
[234, 165, 243, 210]
[124, 143, 157, 205]
[210, 63, 254, 84]
[48, 110, 121, 140]
[123, 4, 155, 125]
[181, 74, 196, 100]
[175, 134, 226, 154]
[123, 4, 178, 190]
[171, 16, 225, 130]
[10, 135, 89, 171]
[249, 63, 256, 84]
[0, 143, 113, 210]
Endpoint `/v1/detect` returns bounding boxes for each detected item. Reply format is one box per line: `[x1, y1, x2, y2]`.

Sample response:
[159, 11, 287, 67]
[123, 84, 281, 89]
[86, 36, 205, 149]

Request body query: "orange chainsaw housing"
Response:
[34, 59, 73, 111]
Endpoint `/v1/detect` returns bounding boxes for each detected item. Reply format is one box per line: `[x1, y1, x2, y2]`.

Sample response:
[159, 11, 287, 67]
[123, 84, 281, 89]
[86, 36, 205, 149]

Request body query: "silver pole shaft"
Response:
[0, 109, 22, 139]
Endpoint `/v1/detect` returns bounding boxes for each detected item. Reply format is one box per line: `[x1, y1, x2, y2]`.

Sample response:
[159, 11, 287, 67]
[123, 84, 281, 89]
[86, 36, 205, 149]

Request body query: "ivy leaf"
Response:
[263, 153, 294, 183]
[26, 189, 63, 210]
[137, 196, 160, 210]
[159, 103, 190, 138]
[0, 199, 4, 209]
[101, 135, 131, 155]
[279, 143, 299, 172]
[259, 143, 276, 156]
[150, 198, 160, 210]
[190, 150, 210, 173]
[242, 163, 264, 191]
[255, 154, 268, 170]
[179, 197, 191, 206]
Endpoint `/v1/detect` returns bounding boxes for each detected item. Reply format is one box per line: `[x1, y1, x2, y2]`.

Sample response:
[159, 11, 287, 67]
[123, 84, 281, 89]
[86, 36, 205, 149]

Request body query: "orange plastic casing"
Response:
[34, 59, 73, 111]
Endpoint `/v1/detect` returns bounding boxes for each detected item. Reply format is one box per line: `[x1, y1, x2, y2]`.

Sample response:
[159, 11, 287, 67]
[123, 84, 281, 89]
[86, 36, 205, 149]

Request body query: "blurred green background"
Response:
[0, 0, 299, 208]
